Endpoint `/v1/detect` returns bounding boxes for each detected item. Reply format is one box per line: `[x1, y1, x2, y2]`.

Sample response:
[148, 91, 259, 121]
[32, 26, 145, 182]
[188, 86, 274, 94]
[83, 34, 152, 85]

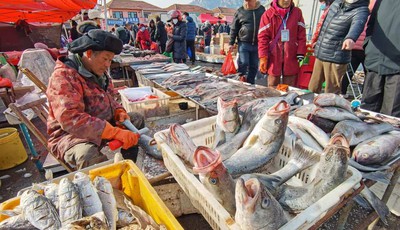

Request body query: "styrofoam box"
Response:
[154, 116, 362, 230]
[120, 87, 170, 119]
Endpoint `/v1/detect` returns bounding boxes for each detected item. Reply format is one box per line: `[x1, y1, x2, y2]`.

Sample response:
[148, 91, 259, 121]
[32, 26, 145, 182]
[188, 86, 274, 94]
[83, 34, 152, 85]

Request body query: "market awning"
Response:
[0, 0, 97, 23]
[198, 14, 223, 24]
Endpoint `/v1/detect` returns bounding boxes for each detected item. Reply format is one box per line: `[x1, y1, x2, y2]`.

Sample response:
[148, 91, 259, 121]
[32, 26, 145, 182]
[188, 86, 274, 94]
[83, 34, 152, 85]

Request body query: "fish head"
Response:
[217, 97, 240, 133]
[353, 141, 381, 165]
[321, 133, 350, 177]
[59, 178, 71, 188]
[193, 146, 222, 177]
[169, 123, 197, 163]
[262, 100, 290, 134]
[235, 178, 283, 229]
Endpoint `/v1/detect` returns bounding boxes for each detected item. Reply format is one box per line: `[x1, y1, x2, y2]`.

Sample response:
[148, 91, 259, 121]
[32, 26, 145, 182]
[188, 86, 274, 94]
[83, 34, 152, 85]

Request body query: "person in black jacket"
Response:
[201, 21, 212, 46]
[167, 10, 187, 63]
[148, 19, 156, 42]
[361, 0, 400, 117]
[229, 0, 265, 84]
[69, 20, 81, 41]
[184, 12, 197, 64]
[308, 0, 369, 94]
[155, 16, 168, 53]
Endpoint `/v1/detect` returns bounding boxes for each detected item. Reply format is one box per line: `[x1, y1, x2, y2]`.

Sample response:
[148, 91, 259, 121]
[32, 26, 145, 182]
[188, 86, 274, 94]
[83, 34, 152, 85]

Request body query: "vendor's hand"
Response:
[342, 39, 355, 50]
[259, 57, 268, 74]
[228, 45, 235, 52]
[101, 122, 140, 149]
[114, 108, 129, 125]
[167, 33, 173, 38]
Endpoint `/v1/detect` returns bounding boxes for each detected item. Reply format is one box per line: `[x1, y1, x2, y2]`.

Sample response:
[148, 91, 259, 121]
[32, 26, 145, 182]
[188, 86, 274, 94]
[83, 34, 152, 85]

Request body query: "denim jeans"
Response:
[238, 42, 259, 84]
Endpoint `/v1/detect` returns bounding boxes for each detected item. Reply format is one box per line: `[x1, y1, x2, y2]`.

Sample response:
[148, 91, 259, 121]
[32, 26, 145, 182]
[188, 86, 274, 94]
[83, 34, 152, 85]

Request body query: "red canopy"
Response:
[0, 0, 97, 23]
[198, 14, 224, 24]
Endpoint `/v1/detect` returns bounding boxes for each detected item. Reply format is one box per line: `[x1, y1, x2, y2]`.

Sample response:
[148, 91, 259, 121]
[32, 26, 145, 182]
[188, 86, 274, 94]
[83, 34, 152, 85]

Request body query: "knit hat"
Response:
[68, 29, 123, 54]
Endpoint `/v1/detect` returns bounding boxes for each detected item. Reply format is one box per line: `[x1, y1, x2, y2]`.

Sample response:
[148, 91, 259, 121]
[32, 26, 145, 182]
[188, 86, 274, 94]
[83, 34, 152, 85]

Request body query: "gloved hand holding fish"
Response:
[0, 172, 164, 230]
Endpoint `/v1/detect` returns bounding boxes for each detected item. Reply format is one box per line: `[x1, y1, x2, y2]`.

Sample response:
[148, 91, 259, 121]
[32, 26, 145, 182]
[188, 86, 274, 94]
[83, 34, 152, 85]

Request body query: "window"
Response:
[112, 11, 123, 19]
[128, 12, 137, 18]
[143, 12, 150, 18]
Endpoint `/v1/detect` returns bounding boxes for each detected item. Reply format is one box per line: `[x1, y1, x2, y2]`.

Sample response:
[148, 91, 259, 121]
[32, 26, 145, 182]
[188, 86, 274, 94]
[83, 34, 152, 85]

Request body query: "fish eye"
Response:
[261, 198, 270, 209]
[209, 177, 218, 185]
[275, 119, 282, 125]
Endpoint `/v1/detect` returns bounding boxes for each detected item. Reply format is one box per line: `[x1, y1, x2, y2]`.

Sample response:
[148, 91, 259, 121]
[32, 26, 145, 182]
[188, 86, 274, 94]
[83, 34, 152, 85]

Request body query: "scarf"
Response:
[273, 0, 291, 18]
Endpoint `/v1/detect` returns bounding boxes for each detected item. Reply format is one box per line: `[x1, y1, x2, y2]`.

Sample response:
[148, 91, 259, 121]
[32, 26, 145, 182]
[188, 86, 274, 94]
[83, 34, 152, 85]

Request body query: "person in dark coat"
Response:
[148, 19, 156, 42]
[167, 10, 187, 63]
[116, 22, 133, 45]
[229, 0, 265, 84]
[201, 21, 212, 46]
[223, 21, 230, 34]
[184, 12, 196, 64]
[214, 21, 222, 35]
[361, 0, 400, 117]
[308, 0, 369, 94]
[69, 20, 81, 41]
[155, 16, 168, 53]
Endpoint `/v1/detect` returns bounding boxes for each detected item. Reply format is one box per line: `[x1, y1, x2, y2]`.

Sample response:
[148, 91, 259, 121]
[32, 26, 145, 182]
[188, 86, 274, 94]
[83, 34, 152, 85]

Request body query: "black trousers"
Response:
[361, 71, 400, 117]
[159, 43, 166, 54]
[341, 49, 366, 94]
[186, 40, 196, 63]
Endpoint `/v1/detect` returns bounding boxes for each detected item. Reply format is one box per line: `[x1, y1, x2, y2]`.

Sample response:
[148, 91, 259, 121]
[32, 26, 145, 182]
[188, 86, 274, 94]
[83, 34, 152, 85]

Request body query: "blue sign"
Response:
[107, 18, 139, 26]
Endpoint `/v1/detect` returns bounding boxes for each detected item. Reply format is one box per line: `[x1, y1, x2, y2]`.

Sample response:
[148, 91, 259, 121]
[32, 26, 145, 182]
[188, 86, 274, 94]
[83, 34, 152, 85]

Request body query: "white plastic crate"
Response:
[120, 87, 170, 119]
[154, 116, 362, 230]
[136, 71, 158, 88]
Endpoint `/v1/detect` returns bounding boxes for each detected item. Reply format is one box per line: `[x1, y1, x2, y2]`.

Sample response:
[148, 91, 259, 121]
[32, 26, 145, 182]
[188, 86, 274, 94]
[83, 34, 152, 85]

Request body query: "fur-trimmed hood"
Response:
[77, 21, 98, 35]
[243, 0, 261, 10]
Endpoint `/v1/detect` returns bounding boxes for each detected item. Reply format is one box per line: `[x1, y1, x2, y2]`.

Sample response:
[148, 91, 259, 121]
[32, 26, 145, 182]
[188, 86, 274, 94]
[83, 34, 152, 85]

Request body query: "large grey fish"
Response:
[58, 178, 82, 226]
[289, 123, 324, 152]
[293, 103, 317, 119]
[313, 93, 353, 112]
[353, 131, 400, 165]
[20, 190, 61, 230]
[165, 123, 197, 166]
[241, 139, 321, 194]
[289, 116, 330, 149]
[213, 97, 241, 149]
[94, 176, 118, 230]
[312, 106, 361, 122]
[332, 120, 394, 146]
[224, 100, 290, 176]
[278, 133, 350, 213]
[193, 146, 236, 216]
[235, 178, 288, 230]
[73, 172, 103, 216]
[0, 214, 35, 230]
[43, 183, 59, 209]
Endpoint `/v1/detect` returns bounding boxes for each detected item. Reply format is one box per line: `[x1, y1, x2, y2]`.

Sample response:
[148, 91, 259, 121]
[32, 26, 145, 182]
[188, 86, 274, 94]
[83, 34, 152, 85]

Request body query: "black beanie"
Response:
[68, 29, 123, 54]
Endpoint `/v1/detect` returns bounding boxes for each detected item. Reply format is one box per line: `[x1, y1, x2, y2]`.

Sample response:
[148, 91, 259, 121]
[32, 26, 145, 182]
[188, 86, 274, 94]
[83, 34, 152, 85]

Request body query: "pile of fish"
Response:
[0, 172, 165, 230]
[119, 54, 170, 63]
[137, 63, 190, 75]
[160, 93, 397, 229]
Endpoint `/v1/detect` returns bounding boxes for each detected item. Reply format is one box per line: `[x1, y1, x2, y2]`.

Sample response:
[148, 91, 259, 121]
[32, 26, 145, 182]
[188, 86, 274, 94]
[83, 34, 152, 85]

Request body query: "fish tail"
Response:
[289, 140, 320, 169]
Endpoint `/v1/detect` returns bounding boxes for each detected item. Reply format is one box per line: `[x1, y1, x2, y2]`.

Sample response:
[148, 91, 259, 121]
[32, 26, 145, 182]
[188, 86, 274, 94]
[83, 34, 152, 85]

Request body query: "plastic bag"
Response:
[221, 52, 236, 75]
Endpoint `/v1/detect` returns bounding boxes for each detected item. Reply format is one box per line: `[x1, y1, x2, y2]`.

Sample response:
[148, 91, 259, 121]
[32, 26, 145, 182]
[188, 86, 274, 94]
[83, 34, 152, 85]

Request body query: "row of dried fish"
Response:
[0, 172, 163, 230]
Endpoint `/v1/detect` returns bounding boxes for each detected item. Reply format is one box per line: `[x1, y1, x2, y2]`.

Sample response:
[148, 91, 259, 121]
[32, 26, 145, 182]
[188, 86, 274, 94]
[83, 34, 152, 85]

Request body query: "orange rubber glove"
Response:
[259, 57, 268, 74]
[101, 122, 140, 149]
[114, 108, 130, 124]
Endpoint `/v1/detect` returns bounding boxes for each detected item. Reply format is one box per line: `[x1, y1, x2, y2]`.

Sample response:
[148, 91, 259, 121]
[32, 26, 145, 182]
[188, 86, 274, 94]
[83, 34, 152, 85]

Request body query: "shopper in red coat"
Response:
[136, 24, 151, 50]
[258, 0, 306, 87]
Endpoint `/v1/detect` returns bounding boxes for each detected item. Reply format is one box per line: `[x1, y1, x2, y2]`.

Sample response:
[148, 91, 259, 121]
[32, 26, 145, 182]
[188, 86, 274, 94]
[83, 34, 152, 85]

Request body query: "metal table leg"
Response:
[19, 123, 43, 171]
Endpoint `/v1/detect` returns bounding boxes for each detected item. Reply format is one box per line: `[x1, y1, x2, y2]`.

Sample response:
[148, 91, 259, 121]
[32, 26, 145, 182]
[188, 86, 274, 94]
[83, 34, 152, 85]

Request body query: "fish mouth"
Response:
[219, 97, 238, 108]
[329, 133, 350, 148]
[240, 178, 261, 214]
[268, 100, 290, 116]
[193, 146, 222, 174]
[170, 123, 188, 143]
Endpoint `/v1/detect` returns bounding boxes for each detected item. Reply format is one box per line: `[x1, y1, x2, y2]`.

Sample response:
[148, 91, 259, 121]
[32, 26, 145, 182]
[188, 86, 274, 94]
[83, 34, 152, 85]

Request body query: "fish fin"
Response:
[360, 187, 390, 225]
[289, 140, 321, 169]
[361, 171, 393, 185]
[354, 194, 372, 210]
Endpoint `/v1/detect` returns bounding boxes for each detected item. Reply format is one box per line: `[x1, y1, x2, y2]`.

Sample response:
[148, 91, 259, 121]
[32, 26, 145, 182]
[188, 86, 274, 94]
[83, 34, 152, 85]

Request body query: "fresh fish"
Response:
[353, 131, 400, 165]
[73, 172, 103, 216]
[361, 171, 393, 184]
[241, 140, 321, 193]
[193, 146, 236, 216]
[62, 211, 108, 230]
[289, 123, 324, 152]
[307, 113, 337, 133]
[332, 120, 394, 146]
[278, 134, 350, 213]
[293, 103, 317, 119]
[357, 187, 390, 225]
[0, 214, 35, 230]
[313, 93, 353, 112]
[58, 178, 82, 226]
[213, 97, 241, 149]
[20, 190, 61, 230]
[217, 130, 252, 161]
[235, 178, 288, 230]
[289, 116, 330, 148]
[224, 100, 290, 176]
[117, 208, 137, 228]
[94, 176, 118, 230]
[312, 106, 361, 122]
[167, 123, 197, 166]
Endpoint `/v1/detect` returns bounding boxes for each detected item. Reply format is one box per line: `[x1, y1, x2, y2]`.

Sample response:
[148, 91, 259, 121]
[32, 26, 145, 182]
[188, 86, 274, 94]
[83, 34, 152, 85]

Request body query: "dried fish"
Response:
[73, 172, 103, 216]
[94, 176, 118, 230]
[58, 178, 82, 226]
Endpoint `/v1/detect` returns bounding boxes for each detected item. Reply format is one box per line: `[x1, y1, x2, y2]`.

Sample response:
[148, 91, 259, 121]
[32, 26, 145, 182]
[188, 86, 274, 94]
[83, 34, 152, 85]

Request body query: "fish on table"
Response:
[313, 93, 353, 112]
